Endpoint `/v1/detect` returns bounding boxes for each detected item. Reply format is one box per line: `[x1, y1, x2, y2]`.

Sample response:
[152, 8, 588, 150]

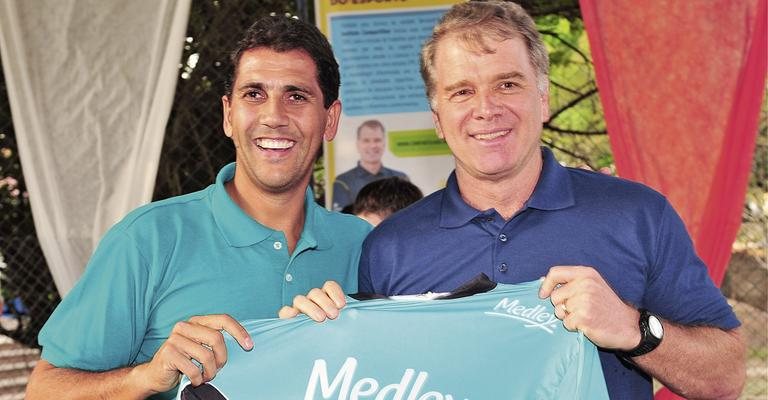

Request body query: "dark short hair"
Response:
[225, 15, 340, 109]
[353, 177, 423, 218]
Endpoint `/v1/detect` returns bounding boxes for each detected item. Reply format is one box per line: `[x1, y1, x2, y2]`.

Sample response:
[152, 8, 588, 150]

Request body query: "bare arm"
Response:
[26, 314, 253, 400]
[540, 266, 745, 399]
[26, 360, 152, 400]
[633, 324, 745, 400]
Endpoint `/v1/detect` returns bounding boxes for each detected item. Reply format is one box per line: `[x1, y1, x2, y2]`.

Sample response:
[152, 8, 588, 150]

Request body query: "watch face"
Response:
[648, 315, 664, 338]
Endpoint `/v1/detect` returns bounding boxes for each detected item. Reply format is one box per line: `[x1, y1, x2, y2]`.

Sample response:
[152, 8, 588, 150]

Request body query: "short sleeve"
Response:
[39, 227, 151, 370]
[643, 201, 740, 329]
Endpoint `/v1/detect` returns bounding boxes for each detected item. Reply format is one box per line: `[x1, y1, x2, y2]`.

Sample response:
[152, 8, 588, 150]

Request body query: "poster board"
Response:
[315, 0, 462, 210]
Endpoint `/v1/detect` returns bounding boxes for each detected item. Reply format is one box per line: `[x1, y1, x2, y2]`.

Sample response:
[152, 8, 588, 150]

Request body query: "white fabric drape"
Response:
[0, 0, 191, 296]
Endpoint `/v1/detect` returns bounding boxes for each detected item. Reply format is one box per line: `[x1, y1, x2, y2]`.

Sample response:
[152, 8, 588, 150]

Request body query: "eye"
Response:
[500, 81, 521, 90]
[243, 89, 264, 100]
[287, 92, 308, 103]
[449, 88, 473, 101]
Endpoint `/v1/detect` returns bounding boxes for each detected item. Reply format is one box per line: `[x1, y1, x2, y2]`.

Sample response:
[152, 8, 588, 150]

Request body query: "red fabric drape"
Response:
[580, 0, 767, 398]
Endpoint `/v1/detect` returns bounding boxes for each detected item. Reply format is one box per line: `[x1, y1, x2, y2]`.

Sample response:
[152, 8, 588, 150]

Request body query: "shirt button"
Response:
[499, 263, 508, 272]
[499, 234, 508, 242]
[485, 217, 493, 222]
[285, 273, 293, 282]
[273, 241, 282, 250]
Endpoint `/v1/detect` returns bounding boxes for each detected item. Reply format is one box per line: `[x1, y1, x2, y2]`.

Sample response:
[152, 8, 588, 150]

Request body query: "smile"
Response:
[473, 130, 510, 140]
[256, 138, 295, 150]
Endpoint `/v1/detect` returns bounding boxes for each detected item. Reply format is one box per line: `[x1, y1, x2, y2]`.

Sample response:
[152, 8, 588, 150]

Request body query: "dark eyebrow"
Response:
[285, 84, 313, 95]
[236, 83, 313, 95]
[236, 82, 264, 93]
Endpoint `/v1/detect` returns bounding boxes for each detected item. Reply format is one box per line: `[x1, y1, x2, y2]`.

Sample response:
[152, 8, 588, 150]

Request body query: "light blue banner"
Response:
[330, 9, 445, 115]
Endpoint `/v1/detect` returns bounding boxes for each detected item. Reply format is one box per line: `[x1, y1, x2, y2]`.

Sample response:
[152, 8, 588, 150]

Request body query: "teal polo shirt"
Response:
[38, 162, 371, 400]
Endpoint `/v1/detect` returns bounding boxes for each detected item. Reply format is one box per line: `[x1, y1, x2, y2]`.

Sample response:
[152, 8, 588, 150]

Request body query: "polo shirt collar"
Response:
[526, 147, 575, 211]
[212, 163, 330, 249]
[439, 147, 574, 228]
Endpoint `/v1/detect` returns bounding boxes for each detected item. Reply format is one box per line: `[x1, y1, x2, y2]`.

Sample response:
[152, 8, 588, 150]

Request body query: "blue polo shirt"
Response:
[359, 147, 739, 399]
[332, 163, 408, 211]
[38, 162, 371, 400]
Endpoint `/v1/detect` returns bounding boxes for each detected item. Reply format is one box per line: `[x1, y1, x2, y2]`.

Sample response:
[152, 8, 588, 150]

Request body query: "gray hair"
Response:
[420, 1, 549, 108]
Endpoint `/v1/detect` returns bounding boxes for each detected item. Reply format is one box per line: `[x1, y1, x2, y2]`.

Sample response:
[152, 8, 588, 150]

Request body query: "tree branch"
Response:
[543, 123, 606, 136]
[540, 137, 595, 167]
[539, 29, 592, 64]
[550, 79, 581, 95]
[548, 87, 599, 122]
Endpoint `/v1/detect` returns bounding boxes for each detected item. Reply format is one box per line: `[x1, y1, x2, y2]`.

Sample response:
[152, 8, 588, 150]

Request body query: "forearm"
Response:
[26, 359, 157, 400]
[631, 325, 745, 399]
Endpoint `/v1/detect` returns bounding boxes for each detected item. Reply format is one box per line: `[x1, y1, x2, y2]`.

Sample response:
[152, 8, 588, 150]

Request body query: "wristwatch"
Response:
[622, 308, 664, 358]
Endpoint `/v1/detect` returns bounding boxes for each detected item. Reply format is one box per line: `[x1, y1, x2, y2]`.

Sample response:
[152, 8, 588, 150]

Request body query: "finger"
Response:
[539, 267, 569, 299]
[538, 266, 590, 298]
[164, 334, 215, 385]
[189, 314, 253, 351]
[171, 321, 228, 370]
[177, 357, 207, 386]
[322, 281, 347, 309]
[553, 302, 568, 320]
[562, 313, 579, 332]
[548, 284, 566, 307]
[184, 339, 219, 382]
[278, 305, 300, 319]
[291, 294, 328, 322]
[306, 287, 343, 320]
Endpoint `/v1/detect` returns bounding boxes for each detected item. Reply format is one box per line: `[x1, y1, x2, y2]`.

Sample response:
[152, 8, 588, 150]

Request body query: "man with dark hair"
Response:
[352, 176, 423, 226]
[286, 1, 745, 398]
[27, 15, 369, 400]
[332, 119, 409, 211]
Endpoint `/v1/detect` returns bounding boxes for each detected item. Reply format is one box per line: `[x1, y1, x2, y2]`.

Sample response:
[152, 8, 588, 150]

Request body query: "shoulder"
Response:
[110, 185, 215, 237]
[366, 189, 443, 242]
[334, 168, 358, 183]
[312, 204, 372, 240]
[382, 166, 408, 178]
[566, 168, 668, 211]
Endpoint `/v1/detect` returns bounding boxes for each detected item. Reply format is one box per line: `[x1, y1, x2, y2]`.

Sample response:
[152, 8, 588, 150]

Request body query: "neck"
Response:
[360, 160, 382, 175]
[225, 174, 308, 254]
[455, 155, 543, 220]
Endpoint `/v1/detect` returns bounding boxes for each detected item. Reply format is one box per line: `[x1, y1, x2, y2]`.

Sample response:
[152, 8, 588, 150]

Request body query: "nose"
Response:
[261, 98, 289, 129]
[473, 91, 503, 120]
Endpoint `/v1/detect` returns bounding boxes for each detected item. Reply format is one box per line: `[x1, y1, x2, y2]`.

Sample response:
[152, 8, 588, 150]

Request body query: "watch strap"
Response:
[621, 309, 662, 358]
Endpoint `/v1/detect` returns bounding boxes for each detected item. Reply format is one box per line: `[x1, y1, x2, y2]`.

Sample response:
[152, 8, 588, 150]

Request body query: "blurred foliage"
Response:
[537, 12, 612, 171]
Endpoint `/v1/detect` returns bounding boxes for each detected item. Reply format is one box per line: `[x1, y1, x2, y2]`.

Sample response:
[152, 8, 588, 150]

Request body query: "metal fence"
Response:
[0, 0, 765, 397]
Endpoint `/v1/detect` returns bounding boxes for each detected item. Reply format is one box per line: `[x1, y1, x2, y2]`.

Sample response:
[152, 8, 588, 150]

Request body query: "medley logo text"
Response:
[484, 297, 559, 334]
[305, 357, 468, 400]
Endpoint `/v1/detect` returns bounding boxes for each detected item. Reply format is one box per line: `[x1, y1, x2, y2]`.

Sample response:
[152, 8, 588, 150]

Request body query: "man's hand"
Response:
[539, 266, 640, 351]
[278, 281, 347, 322]
[133, 314, 253, 394]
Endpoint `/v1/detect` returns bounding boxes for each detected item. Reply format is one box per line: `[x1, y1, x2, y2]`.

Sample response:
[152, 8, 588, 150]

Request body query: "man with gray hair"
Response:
[287, 1, 745, 398]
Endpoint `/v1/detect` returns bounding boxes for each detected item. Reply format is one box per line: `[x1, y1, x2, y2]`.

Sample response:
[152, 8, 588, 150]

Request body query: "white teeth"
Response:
[474, 130, 508, 140]
[256, 138, 295, 149]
